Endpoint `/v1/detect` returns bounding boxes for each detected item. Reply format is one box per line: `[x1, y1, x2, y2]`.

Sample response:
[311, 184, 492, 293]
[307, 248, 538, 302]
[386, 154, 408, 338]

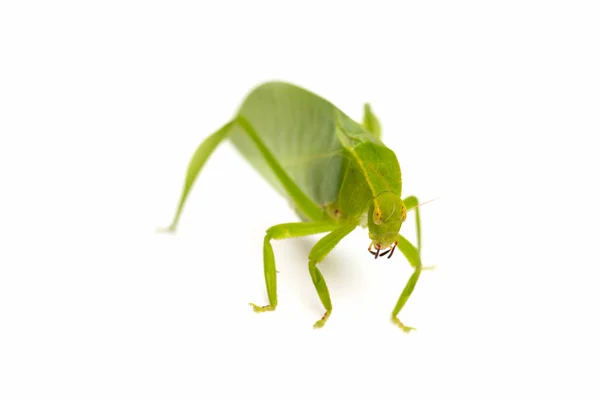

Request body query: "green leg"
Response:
[160, 121, 235, 233]
[249, 221, 342, 313]
[308, 225, 356, 329]
[403, 195, 421, 254]
[391, 234, 422, 333]
[389, 195, 432, 332]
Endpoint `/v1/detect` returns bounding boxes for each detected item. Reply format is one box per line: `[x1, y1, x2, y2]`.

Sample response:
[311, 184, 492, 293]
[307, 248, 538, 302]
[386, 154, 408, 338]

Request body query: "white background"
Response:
[1, 1, 599, 399]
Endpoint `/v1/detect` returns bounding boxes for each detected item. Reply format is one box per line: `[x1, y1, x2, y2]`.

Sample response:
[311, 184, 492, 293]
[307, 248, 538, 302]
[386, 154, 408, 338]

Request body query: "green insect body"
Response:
[163, 81, 432, 331]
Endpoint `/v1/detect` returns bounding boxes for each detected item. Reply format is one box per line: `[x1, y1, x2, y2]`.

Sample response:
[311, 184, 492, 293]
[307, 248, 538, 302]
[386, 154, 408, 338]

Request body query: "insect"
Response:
[162, 81, 433, 331]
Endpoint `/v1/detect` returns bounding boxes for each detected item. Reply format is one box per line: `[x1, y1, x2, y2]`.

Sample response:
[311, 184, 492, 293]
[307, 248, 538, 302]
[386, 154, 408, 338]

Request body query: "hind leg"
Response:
[159, 121, 234, 233]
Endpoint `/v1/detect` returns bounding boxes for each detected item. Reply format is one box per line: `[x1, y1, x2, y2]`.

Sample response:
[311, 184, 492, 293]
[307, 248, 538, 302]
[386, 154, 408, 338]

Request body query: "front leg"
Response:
[391, 234, 422, 333]
[403, 195, 422, 254]
[390, 195, 435, 333]
[249, 221, 341, 313]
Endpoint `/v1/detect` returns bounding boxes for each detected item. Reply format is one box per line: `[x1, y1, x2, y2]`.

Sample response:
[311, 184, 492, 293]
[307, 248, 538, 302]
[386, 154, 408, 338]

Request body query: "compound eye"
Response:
[373, 208, 383, 225]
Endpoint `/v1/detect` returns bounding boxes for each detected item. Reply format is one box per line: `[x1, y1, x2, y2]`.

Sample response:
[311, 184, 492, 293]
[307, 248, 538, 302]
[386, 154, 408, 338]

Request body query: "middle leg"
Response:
[308, 225, 356, 328]
[249, 220, 341, 313]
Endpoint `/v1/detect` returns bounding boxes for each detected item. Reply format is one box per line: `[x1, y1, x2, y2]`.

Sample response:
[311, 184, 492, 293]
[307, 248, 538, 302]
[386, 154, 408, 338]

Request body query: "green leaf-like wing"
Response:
[229, 82, 347, 207]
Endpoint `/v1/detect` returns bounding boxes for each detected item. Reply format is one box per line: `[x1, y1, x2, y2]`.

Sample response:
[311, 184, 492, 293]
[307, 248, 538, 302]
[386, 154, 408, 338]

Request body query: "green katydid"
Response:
[162, 81, 433, 331]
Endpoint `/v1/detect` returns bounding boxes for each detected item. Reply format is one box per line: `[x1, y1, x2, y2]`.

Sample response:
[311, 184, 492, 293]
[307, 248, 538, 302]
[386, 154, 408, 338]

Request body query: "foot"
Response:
[249, 303, 276, 312]
[155, 225, 176, 234]
[413, 264, 436, 271]
[313, 310, 331, 329]
[391, 316, 416, 333]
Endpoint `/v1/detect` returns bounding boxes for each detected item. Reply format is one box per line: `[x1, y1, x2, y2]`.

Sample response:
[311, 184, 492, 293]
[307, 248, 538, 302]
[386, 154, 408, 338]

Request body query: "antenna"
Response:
[407, 197, 439, 212]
